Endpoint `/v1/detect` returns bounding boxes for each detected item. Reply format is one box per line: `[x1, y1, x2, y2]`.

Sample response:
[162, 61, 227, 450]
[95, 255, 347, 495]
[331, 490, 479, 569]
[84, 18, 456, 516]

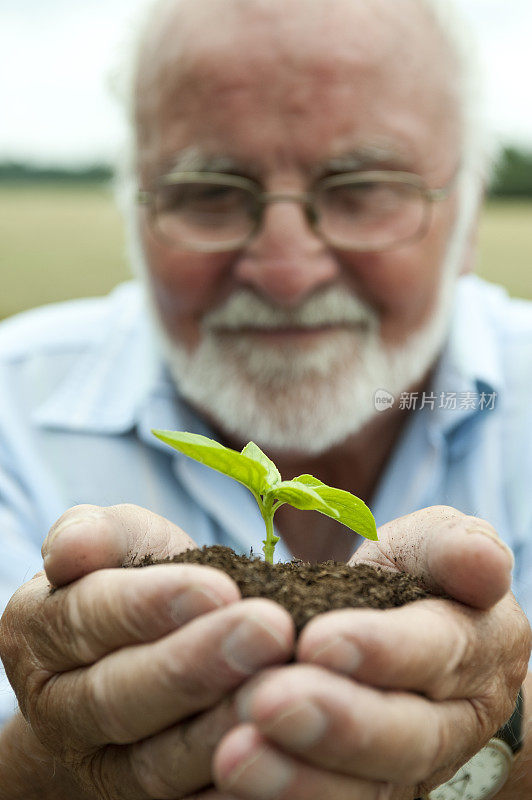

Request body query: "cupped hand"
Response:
[213, 506, 531, 799]
[0, 504, 295, 799]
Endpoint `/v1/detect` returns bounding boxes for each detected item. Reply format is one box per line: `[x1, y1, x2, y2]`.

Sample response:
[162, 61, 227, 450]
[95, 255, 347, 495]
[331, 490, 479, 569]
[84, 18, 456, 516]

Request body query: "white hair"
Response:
[107, 0, 491, 452]
[110, 0, 492, 226]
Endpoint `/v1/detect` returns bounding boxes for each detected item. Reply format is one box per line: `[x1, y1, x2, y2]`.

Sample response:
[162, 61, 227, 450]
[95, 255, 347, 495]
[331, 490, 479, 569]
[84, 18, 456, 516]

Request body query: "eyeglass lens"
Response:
[152, 177, 427, 250]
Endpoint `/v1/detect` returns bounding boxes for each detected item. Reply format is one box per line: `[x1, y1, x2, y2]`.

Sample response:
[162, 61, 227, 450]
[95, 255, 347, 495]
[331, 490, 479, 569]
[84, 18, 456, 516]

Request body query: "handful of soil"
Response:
[139, 544, 431, 634]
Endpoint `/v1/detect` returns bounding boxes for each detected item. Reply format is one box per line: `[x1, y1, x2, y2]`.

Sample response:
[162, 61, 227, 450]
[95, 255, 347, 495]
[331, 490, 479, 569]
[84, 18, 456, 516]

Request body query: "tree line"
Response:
[1, 147, 532, 197]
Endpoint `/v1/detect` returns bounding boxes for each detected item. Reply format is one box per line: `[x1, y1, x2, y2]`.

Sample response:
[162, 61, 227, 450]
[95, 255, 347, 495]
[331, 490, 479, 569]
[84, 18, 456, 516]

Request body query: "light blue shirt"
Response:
[0, 275, 531, 721]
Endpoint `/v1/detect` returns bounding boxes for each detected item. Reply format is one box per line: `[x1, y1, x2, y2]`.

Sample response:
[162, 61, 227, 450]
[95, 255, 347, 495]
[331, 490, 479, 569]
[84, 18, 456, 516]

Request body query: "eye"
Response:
[158, 182, 245, 213]
[333, 181, 399, 207]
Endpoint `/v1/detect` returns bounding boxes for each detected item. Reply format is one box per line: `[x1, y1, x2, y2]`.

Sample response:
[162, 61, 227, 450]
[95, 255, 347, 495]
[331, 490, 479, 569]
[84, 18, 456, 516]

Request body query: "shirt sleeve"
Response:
[505, 401, 532, 670]
[0, 454, 45, 725]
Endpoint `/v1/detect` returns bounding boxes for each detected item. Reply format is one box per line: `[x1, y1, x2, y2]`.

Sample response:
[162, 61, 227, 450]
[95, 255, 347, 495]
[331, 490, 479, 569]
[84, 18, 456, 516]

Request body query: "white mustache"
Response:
[203, 287, 379, 331]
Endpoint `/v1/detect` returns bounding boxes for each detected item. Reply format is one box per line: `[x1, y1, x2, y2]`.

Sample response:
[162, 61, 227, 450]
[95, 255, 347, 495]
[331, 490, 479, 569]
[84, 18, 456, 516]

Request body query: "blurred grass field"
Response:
[1, 182, 530, 320]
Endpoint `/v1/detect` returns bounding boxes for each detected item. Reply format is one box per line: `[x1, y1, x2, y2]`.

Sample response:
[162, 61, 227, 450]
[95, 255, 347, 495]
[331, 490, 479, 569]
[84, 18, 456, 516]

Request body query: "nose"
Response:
[233, 199, 340, 308]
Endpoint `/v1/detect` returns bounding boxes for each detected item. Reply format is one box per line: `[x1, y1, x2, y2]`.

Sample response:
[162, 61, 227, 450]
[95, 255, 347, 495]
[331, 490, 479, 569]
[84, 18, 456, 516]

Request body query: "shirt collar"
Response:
[424, 275, 503, 442]
[441, 274, 502, 395]
[33, 282, 166, 435]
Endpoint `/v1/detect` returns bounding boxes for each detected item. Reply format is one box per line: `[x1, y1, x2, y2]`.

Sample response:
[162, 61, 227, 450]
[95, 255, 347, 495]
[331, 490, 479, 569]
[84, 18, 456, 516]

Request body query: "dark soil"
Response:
[139, 544, 431, 634]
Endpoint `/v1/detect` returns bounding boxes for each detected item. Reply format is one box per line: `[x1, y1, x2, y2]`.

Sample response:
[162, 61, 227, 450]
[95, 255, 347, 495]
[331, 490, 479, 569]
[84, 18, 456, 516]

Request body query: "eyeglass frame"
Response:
[137, 168, 458, 253]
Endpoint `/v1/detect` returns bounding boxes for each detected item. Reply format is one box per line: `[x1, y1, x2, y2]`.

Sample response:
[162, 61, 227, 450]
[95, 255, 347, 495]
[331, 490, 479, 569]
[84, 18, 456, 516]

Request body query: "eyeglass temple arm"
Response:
[427, 167, 461, 202]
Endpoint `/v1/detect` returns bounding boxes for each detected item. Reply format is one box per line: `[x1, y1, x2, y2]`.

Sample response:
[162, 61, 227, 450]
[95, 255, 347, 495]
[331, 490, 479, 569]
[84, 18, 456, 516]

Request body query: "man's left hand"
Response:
[213, 506, 531, 799]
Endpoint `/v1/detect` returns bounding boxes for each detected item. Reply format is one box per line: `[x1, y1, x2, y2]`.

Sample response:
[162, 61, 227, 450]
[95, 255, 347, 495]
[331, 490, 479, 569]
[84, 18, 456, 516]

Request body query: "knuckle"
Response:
[469, 694, 499, 742]
[89, 570, 158, 643]
[85, 666, 132, 744]
[38, 586, 94, 667]
[30, 671, 95, 767]
[428, 612, 473, 701]
[58, 588, 96, 662]
[30, 673, 64, 747]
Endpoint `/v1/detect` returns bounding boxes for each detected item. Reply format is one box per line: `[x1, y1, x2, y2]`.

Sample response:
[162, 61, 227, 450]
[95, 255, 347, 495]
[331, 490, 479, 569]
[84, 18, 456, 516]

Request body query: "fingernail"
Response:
[170, 585, 226, 625]
[467, 528, 515, 570]
[225, 744, 293, 800]
[309, 635, 363, 674]
[41, 515, 100, 558]
[263, 700, 328, 749]
[222, 616, 287, 674]
[237, 686, 329, 748]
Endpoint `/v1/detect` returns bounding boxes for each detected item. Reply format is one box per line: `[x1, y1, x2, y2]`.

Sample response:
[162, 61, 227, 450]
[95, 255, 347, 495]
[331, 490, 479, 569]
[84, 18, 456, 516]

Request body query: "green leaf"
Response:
[293, 474, 325, 488]
[268, 480, 340, 516]
[294, 474, 378, 540]
[152, 430, 269, 495]
[241, 441, 281, 486]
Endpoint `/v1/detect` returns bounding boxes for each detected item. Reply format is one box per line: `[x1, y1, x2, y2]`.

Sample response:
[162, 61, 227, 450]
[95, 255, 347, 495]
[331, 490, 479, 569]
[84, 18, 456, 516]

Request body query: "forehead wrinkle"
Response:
[135, 0, 460, 99]
[137, 0, 458, 106]
[135, 0, 462, 176]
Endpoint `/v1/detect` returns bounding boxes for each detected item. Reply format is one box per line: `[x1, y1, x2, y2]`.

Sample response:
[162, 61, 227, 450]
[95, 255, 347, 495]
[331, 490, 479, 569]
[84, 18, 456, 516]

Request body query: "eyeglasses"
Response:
[137, 169, 456, 253]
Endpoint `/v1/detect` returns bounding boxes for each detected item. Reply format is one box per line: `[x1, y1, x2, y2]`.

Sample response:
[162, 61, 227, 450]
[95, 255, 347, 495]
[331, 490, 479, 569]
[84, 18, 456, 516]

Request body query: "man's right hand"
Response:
[0, 504, 295, 800]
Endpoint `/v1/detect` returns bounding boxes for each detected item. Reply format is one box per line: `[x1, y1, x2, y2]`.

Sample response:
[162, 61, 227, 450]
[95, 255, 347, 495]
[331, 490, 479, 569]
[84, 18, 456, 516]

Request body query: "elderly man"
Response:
[0, 0, 531, 797]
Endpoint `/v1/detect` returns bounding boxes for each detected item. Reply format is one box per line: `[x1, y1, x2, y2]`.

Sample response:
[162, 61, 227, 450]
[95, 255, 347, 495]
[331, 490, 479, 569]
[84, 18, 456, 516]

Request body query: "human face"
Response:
[133, 0, 466, 452]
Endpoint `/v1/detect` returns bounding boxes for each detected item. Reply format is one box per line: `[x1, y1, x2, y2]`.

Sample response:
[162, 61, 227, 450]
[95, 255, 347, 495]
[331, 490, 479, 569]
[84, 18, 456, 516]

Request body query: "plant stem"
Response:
[259, 496, 279, 564]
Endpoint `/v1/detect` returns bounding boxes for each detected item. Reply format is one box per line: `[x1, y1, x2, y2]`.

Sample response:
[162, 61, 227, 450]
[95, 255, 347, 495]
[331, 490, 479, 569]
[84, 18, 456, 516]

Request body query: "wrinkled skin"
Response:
[1, 2, 530, 798]
[0, 503, 529, 799]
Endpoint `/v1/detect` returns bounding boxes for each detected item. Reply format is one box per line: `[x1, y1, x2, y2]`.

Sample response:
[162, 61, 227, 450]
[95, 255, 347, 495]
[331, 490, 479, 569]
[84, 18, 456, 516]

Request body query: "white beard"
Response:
[154, 279, 453, 455]
[124, 171, 475, 456]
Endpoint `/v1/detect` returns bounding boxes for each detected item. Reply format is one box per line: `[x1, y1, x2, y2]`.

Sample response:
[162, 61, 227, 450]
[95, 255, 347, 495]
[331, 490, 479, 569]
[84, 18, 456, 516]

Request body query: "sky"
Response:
[1, 0, 531, 166]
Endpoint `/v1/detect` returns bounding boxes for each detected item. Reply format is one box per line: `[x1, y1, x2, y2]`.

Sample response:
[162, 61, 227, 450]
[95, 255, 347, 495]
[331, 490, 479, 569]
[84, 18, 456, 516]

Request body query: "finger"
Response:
[2, 563, 241, 687]
[233, 664, 503, 786]
[42, 503, 197, 586]
[31, 598, 294, 749]
[213, 723, 393, 800]
[351, 505, 515, 609]
[296, 594, 527, 701]
[95, 695, 240, 800]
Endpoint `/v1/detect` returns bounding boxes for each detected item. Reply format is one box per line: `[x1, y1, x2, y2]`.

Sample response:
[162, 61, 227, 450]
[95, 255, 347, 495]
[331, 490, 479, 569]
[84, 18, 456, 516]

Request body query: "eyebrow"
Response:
[164, 147, 246, 175]
[314, 145, 414, 177]
[161, 142, 413, 179]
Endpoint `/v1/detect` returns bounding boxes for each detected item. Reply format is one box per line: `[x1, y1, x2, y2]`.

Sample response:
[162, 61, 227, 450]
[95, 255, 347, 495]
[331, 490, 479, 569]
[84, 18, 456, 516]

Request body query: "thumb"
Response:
[41, 503, 197, 587]
[350, 505, 514, 609]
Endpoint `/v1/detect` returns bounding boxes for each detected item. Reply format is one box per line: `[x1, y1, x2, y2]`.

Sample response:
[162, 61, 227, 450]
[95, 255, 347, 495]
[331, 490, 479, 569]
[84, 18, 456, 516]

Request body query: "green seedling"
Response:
[152, 429, 378, 563]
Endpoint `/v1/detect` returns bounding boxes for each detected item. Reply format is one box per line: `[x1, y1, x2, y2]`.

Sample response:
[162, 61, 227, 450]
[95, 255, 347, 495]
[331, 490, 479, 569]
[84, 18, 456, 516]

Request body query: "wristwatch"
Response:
[417, 689, 524, 800]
